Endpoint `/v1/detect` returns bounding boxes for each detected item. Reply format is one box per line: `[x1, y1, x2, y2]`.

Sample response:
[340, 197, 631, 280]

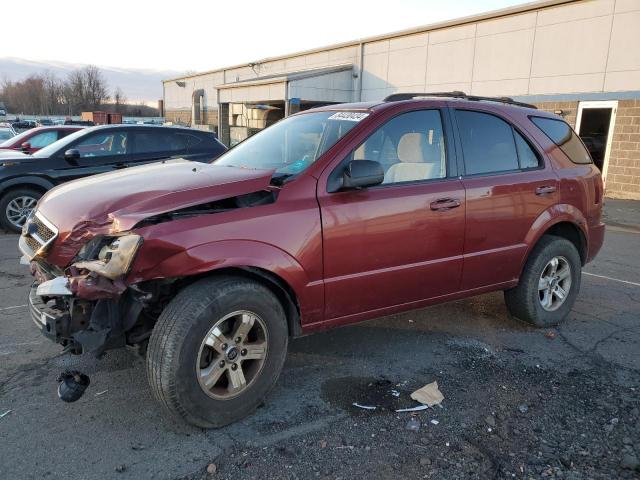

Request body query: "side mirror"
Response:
[341, 160, 384, 190]
[64, 149, 80, 162]
[20, 142, 30, 152]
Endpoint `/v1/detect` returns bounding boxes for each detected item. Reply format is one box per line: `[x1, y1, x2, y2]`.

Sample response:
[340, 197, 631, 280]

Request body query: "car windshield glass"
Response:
[213, 111, 366, 177]
[0, 130, 15, 142]
[0, 129, 32, 146]
[31, 128, 89, 157]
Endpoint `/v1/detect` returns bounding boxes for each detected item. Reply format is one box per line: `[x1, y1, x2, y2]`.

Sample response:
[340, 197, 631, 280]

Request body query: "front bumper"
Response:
[28, 283, 71, 343]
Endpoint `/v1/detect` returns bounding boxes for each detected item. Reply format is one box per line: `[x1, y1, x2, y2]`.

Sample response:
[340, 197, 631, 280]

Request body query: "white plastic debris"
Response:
[430, 419, 440, 425]
[352, 402, 376, 411]
[391, 389, 400, 397]
[95, 390, 109, 397]
[0, 410, 12, 418]
[395, 405, 430, 413]
[411, 381, 444, 406]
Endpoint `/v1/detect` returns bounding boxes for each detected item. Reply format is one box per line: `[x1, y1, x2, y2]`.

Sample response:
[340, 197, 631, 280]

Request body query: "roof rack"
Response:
[383, 91, 537, 109]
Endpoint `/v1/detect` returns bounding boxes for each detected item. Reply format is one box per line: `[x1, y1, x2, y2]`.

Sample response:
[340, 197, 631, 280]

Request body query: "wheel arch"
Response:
[130, 239, 320, 336]
[183, 266, 303, 338]
[0, 177, 54, 198]
[522, 204, 589, 274]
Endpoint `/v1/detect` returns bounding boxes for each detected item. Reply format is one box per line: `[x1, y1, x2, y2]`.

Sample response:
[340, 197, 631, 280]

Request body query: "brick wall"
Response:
[606, 100, 640, 200]
[533, 100, 640, 200]
[164, 110, 191, 125]
[163, 109, 219, 128]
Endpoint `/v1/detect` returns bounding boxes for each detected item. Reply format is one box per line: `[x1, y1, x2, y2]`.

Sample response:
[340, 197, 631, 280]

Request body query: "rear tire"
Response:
[0, 188, 42, 233]
[505, 235, 581, 327]
[146, 276, 288, 428]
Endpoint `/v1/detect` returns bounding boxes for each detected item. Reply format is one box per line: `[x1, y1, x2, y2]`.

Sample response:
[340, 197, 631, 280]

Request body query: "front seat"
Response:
[384, 133, 437, 183]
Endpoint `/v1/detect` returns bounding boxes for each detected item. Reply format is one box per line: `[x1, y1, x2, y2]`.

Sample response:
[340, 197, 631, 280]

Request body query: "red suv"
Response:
[20, 93, 604, 427]
[0, 125, 84, 153]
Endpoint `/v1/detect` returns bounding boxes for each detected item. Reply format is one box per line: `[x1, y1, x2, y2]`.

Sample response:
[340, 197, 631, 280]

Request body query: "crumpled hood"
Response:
[37, 159, 274, 264]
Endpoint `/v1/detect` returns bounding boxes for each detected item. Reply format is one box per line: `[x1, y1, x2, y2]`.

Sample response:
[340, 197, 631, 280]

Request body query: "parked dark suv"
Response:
[19, 93, 604, 427]
[0, 124, 226, 231]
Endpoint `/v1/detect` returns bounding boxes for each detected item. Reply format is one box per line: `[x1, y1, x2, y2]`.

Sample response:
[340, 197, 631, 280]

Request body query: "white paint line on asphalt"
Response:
[584, 272, 640, 287]
[0, 304, 26, 312]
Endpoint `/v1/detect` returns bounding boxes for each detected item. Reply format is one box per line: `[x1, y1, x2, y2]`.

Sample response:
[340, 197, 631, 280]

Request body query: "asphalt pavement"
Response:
[0, 205, 639, 479]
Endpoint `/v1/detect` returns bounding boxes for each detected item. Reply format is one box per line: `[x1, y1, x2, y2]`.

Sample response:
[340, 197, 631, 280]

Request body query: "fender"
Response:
[0, 176, 55, 196]
[520, 203, 588, 271]
[128, 239, 324, 324]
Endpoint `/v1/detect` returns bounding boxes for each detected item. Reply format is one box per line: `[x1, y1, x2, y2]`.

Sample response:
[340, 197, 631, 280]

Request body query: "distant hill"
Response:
[0, 57, 184, 104]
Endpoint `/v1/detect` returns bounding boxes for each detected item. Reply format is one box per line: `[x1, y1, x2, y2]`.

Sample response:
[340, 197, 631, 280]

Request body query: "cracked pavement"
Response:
[0, 224, 638, 479]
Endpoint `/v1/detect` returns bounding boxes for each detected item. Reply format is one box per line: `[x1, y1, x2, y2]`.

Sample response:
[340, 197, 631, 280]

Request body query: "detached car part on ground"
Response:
[20, 94, 605, 428]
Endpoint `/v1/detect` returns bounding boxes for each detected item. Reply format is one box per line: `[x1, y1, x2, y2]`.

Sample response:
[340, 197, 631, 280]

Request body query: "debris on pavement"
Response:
[206, 463, 217, 475]
[95, 390, 109, 396]
[391, 389, 400, 397]
[410, 381, 444, 407]
[405, 417, 421, 432]
[518, 404, 529, 413]
[545, 331, 557, 339]
[395, 405, 430, 413]
[430, 419, 439, 425]
[319, 440, 327, 449]
[0, 409, 12, 419]
[57, 370, 90, 403]
[352, 402, 376, 411]
[114, 464, 126, 473]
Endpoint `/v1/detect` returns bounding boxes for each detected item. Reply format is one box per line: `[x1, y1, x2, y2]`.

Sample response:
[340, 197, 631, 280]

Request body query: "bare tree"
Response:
[113, 87, 126, 113]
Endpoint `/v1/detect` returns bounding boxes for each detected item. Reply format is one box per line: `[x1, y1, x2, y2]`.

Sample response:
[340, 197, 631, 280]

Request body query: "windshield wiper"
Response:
[270, 173, 294, 186]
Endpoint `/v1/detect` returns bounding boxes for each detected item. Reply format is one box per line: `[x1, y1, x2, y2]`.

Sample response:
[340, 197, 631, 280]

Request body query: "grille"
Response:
[19, 211, 58, 259]
[31, 215, 56, 243]
[24, 235, 41, 253]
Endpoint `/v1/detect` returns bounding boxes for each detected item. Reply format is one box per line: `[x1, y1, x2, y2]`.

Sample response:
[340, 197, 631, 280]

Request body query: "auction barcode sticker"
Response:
[328, 112, 370, 122]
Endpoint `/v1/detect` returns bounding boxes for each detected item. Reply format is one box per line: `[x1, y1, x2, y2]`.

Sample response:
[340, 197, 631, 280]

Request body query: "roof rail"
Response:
[383, 91, 537, 109]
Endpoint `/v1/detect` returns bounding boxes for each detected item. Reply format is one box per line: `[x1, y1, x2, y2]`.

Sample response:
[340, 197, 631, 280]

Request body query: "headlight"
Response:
[73, 234, 142, 280]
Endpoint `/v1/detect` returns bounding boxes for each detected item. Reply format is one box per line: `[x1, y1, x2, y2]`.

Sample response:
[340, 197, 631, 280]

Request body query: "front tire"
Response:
[505, 235, 581, 327]
[0, 188, 42, 233]
[146, 276, 288, 428]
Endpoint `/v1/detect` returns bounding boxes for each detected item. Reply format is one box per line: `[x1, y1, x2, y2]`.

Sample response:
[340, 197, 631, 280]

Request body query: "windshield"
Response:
[0, 130, 15, 142]
[31, 128, 89, 157]
[213, 111, 367, 177]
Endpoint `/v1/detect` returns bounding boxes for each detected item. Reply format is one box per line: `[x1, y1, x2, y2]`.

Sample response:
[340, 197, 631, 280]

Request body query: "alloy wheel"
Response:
[196, 310, 268, 400]
[538, 256, 572, 312]
[6, 196, 37, 229]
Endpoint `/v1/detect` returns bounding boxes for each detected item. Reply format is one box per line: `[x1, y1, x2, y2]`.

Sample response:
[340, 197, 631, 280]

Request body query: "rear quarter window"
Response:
[530, 116, 592, 164]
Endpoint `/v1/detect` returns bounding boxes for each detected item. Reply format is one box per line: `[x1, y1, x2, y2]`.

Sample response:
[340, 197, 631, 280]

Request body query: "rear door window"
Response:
[456, 110, 541, 175]
[530, 116, 591, 164]
[134, 131, 192, 154]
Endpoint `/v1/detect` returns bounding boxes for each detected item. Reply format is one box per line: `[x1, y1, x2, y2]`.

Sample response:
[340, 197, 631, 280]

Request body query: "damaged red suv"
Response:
[20, 93, 604, 427]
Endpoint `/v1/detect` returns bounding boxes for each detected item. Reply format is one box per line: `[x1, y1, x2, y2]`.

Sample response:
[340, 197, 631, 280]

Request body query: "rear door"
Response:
[318, 107, 465, 320]
[451, 107, 559, 290]
[130, 129, 191, 166]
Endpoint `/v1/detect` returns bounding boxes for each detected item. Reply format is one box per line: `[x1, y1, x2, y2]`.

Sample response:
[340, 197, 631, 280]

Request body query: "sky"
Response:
[0, 0, 530, 74]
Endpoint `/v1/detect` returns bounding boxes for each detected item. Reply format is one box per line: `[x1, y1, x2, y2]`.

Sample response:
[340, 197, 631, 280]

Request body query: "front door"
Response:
[318, 108, 465, 320]
[575, 100, 617, 185]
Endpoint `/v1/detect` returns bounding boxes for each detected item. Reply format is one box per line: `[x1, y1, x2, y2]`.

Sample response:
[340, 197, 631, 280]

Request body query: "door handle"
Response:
[430, 198, 461, 211]
[535, 185, 556, 195]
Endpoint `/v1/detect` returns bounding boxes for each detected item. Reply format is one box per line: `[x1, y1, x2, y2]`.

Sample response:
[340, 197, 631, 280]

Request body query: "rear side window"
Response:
[456, 111, 520, 175]
[530, 117, 591, 164]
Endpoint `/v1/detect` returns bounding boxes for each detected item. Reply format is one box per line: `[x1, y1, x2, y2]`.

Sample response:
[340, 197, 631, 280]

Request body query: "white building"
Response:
[163, 0, 640, 199]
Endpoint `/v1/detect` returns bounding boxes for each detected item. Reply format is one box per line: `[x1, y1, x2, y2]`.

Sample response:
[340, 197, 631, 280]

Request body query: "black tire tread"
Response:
[146, 275, 287, 428]
[505, 235, 581, 328]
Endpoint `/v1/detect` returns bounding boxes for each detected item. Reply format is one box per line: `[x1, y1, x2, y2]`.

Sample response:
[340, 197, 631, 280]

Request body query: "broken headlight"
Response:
[73, 234, 142, 280]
